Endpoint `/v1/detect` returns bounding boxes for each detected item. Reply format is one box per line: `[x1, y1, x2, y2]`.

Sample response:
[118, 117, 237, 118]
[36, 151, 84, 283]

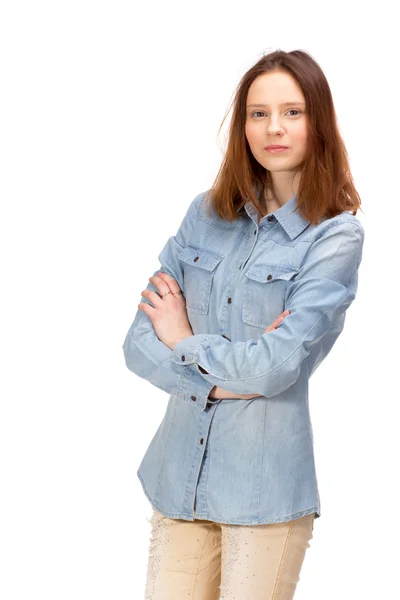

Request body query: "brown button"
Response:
[267, 215, 274, 221]
[200, 438, 204, 444]
[267, 273, 273, 280]
[198, 366, 208, 374]
[193, 256, 199, 262]
[227, 297, 232, 303]
[191, 395, 197, 402]
[181, 354, 185, 361]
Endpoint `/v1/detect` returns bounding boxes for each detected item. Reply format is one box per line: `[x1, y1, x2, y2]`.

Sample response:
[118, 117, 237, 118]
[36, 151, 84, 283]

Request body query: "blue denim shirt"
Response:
[122, 189, 364, 525]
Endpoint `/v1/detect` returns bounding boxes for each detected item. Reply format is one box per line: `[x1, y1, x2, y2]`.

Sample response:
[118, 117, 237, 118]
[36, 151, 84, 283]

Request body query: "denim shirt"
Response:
[122, 189, 364, 525]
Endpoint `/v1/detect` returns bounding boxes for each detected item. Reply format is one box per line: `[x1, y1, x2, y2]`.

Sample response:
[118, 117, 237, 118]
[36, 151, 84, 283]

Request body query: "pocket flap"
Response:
[178, 244, 224, 272]
[245, 263, 299, 283]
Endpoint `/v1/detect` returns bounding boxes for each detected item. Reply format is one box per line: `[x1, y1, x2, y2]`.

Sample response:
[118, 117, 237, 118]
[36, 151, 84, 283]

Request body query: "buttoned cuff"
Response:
[172, 335, 221, 410]
[175, 366, 217, 411]
[172, 334, 214, 367]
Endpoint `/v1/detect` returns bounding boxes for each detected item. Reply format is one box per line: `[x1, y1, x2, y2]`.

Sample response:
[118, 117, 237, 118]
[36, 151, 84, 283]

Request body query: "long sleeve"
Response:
[170, 221, 364, 398]
[122, 192, 216, 411]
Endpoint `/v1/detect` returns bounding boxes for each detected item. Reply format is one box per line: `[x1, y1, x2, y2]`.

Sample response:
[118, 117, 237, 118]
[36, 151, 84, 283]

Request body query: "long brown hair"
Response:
[204, 49, 363, 225]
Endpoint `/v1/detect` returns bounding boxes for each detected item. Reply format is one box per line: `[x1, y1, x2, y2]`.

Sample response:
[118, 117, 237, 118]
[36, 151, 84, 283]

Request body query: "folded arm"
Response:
[122, 191, 222, 411]
[170, 221, 365, 398]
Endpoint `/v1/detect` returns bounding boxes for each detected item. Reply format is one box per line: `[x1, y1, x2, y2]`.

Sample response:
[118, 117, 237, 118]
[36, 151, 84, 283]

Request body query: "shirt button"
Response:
[200, 438, 204, 444]
[191, 394, 197, 402]
[267, 215, 274, 221]
[254, 229, 257, 235]
[222, 334, 230, 340]
[181, 354, 185, 361]
[193, 256, 199, 262]
[198, 366, 208, 374]
[227, 297, 232, 303]
[267, 273, 273, 280]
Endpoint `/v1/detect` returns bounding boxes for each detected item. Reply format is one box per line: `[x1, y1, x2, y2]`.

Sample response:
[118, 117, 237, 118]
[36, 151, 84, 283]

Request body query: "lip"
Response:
[265, 145, 288, 153]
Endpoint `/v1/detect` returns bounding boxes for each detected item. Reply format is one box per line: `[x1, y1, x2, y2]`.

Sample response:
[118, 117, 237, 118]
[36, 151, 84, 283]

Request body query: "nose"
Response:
[266, 123, 284, 136]
[266, 114, 284, 136]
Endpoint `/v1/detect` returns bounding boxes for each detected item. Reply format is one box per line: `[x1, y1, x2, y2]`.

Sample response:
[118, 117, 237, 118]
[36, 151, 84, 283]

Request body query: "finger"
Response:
[270, 309, 290, 326]
[141, 289, 165, 307]
[264, 315, 284, 333]
[157, 271, 182, 294]
[148, 275, 172, 297]
[272, 314, 285, 326]
[138, 301, 155, 318]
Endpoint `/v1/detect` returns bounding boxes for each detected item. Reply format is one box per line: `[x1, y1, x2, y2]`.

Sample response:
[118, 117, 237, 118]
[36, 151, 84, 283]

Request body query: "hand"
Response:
[209, 309, 291, 400]
[138, 272, 193, 350]
[263, 309, 290, 333]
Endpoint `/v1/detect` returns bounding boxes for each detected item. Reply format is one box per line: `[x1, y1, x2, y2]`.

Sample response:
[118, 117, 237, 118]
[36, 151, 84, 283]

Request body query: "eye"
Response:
[250, 109, 303, 118]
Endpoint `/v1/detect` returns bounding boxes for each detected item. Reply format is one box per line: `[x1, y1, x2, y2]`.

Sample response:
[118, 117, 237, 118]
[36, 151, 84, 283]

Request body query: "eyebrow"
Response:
[246, 102, 306, 108]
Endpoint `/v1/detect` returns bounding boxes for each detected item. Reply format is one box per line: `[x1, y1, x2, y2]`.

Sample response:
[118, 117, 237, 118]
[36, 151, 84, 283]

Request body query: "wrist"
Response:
[169, 332, 193, 351]
[209, 386, 249, 400]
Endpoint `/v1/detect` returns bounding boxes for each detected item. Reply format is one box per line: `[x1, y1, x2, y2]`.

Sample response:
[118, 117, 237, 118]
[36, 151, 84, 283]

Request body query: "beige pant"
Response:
[144, 509, 315, 599]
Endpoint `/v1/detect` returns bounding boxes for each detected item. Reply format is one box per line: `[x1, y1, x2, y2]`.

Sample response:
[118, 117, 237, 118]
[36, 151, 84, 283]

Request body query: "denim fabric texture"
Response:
[122, 189, 364, 525]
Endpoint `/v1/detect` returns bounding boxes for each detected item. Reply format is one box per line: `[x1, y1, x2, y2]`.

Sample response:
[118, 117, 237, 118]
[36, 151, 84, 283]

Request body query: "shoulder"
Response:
[187, 188, 223, 225]
[298, 212, 365, 273]
[311, 211, 365, 243]
[187, 189, 210, 215]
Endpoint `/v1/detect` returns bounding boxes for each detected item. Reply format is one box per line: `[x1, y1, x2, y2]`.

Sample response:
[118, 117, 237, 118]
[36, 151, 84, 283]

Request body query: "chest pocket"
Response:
[242, 263, 299, 328]
[177, 244, 224, 314]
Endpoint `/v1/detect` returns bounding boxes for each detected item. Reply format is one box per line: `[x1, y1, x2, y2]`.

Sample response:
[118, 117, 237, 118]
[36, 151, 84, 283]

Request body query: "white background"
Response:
[1, 1, 398, 598]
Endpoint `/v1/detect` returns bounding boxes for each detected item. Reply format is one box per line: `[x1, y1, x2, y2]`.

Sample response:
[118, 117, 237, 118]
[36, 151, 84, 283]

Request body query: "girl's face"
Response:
[245, 70, 308, 176]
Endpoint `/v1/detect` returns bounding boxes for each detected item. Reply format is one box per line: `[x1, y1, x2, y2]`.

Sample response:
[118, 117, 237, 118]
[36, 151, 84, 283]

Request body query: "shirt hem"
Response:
[137, 469, 321, 525]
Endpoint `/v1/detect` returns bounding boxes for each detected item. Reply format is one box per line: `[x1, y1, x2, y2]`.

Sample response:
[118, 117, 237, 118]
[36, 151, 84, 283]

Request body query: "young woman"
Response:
[122, 49, 364, 599]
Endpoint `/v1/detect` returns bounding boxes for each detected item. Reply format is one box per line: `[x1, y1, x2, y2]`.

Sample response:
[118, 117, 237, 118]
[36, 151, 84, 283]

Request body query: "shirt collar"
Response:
[236, 191, 310, 241]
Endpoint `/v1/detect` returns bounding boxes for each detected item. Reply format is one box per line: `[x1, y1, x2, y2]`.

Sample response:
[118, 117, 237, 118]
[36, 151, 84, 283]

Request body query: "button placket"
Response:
[241, 223, 259, 270]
